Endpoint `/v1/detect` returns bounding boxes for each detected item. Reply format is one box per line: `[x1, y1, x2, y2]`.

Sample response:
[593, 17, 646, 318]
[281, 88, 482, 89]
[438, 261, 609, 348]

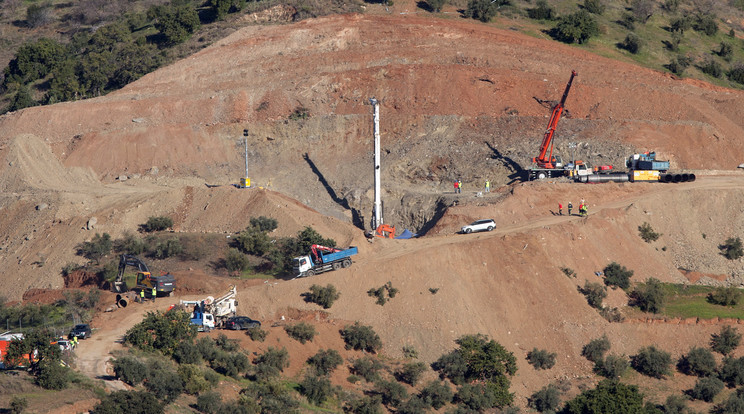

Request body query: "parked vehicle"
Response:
[461, 219, 495, 234]
[180, 285, 238, 332]
[292, 244, 358, 278]
[224, 316, 261, 330]
[69, 324, 92, 339]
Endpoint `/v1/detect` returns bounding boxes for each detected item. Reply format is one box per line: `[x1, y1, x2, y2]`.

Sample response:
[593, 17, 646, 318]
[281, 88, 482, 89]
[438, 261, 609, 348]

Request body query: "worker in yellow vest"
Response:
[139, 289, 145, 303]
[151, 287, 157, 302]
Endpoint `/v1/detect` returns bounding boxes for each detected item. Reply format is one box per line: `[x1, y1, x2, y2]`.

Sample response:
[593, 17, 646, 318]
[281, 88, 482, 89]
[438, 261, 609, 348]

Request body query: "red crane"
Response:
[533, 70, 577, 169]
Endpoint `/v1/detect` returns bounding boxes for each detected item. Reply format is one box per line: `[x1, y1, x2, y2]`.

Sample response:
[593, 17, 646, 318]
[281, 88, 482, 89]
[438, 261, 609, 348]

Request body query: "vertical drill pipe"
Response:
[371, 98, 382, 228]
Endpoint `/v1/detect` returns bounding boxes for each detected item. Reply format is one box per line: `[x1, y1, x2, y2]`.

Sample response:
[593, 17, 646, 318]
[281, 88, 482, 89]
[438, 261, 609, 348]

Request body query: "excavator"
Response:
[375, 224, 396, 239]
[528, 70, 577, 180]
[113, 254, 176, 296]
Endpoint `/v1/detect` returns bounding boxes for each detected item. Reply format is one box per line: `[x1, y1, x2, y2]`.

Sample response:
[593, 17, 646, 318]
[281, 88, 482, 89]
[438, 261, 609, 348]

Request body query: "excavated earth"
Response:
[3, 10, 744, 412]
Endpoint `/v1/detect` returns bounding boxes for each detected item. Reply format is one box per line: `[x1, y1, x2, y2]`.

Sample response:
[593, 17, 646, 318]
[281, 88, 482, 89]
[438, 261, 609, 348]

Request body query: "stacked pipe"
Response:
[660, 173, 696, 183]
[579, 173, 630, 183]
[116, 292, 137, 308]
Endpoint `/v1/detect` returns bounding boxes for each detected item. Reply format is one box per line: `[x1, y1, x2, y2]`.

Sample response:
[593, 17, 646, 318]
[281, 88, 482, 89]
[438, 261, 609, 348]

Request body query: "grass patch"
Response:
[661, 284, 744, 319]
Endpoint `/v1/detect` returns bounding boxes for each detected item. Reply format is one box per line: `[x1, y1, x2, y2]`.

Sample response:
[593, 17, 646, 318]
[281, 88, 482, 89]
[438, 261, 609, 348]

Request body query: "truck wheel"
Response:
[341, 258, 352, 268]
[538, 172, 547, 179]
[333, 262, 341, 270]
[306, 270, 315, 277]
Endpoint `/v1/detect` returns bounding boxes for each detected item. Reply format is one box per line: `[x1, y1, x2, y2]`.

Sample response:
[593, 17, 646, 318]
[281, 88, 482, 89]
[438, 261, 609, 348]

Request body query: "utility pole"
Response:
[241, 129, 251, 188]
[370, 98, 382, 230]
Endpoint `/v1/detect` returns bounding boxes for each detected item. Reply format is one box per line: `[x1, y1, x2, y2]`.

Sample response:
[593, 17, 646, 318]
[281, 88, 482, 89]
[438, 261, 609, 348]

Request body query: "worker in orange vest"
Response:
[558, 203, 563, 215]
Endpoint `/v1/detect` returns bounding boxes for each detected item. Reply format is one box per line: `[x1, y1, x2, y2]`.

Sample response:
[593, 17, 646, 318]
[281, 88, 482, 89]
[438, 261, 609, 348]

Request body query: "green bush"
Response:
[529, 384, 561, 412]
[250, 216, 278, 232]
[9, 396, 28, 414]
[463, 0, 499, 22]
[599, 306, 624, 322]
[224, 248, 250, 272]
[246, 326, 267, 342]
[307, 349, 343, 376]
[719, 357, 744, 387]
[631, 346, 672, 379]
[418, 380, 453, 409]
[343, 394, 383, 414]
[76, 233, 112, 264]
[115, 232, 145, 255]
[304, 284, 340, 309]
[579, 281, 607, 309]
[396, 396, 429, 414]
[596, 354, 629, 379]
[195, 337, 218, 362]
[341, 322, 382, 353]
[631, 278, 665, 313]
[711, 325, 742, 355]
[701, 58, 723, 78]
[638, 222, 661, 242]
[173, 340, 201, 365]
[663, 394, 688, 414]
[720, 237, 744, 260]
[455, 380, 513, 411]
[402, 345, 418, 359]
[152, 237, 183, 259]
[690, 376, 724, 402]
[427, 0, 446, 12]
[125, 310, 197, 355]
[395, 361, 427, 385]
[149, 4, 201, 46]
[211, 351, 249, 378]
[550, 10, 599, 44]
[351, 355, 385, 382]
[300, 374, 332, 405]
[729, 64, 744, 85]
[527, 0, 554, 20]
[527, 348, 557, 370]
[253, 347, 289, 380]
[235, 227, 273, 256]
[707, 287, 741, 306]
[678, 346, 716, 376]
[718, 42, 734, 61]
[178, 364, 212, 395]
[603, 262, 633, 289]
[668, 55, 692, 76]
[374, 379, 409, 408]
[143, 216, 173, 232]
[113, 356, 148, 386]
[367, 282, 398, 306]
[35, 359, 70, 390]
[284, 322, 316, 344]
[562, 380, 646, 413]
[195, 391, 222, 414]
[584, 0, 605, 14]
[693, 13, 718, 36]
[240, 380, 299, 412]
[620, 33, 642, 54]
[144, 367, 183, 404]
[93, 390, 163, 414]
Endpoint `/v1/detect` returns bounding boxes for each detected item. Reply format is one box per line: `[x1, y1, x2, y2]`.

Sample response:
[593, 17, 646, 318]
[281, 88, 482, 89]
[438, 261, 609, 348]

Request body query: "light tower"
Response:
[370, 98, 382, 230]
[240, 129, 251, 188]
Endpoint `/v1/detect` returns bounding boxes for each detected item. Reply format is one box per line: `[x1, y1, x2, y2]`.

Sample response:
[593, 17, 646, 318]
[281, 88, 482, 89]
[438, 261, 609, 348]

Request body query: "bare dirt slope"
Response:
[2, 11, 744, 411]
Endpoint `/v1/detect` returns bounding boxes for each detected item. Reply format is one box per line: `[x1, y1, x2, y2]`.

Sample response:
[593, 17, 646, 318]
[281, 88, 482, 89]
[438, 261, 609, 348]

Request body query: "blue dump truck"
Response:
[292, 244, 358, 278]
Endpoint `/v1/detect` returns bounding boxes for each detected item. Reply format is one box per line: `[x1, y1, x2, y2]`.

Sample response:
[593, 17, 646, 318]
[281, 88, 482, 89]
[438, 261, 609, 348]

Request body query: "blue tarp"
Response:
[395, 229, 416, 239]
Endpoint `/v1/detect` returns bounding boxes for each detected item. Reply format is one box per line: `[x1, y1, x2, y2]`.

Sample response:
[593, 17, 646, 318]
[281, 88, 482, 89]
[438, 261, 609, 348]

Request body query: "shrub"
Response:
[178, 364, 212, 395]
[455, 380, 513, 411]
[76, 233, 112, 264]
[344, 394, 383, 414]
[668, 55, 692, 76]
[143, 216, 173, 232]
[26, 3, 54, 28]
[224, 248, 250, 273]
[427, 0, 446, 12]
[367, 282, 398, 306]
[253, 347, 289, 380]
[374, 379, 409, 408]
[212, 350, 251, 378]
[284, 322, 316, 344]
[151, 237, 183, 259]
[638, 222, 661, 242]
[719, 356, 744, 387]
[596, 354, 629, 379]
[711, 325, 742, 355]
[395, 361, 427, 385]
[582, 336, 611, 363]
[288, 106, 310, 120]
[721, 237, 744, 260]
[561, 267, 577, 278]
[125, 310, 196, 355]
[701, 58, 723, 78]
[93, 391, 163, 414]
[599, 306, 624, 322]
[351, 355, 385, 382]
[113, 356, 148, 386]
[708, 287, 741, 306]
[664, 394, 688, 414]
[195, 391, 222, 414]
[715, 392, 744, 414]
[563, 380, 646, 413]
[718, 42, 734, 61]
[579, 281, 607, 309]
[303, 284, 340, 309]
[631, 346, 672, 378]
[694, 13, 718, 36]
[115, 232, 145, 255]
[235, 227, 272, 256]
[9, 396, 28, 414]
[418, 380, 453, 409]
[620, 33, 642, 54]
[307, 349, 343, 376]
[631, 0, 654, 22]
[529, 384, 561, 412]
[402, 345, 418, 359]
[173, 340, 201, 365]
[341, 322, 382, 353]
[527, 0, 554, 20]
[35, 359, 70, 390]
[678, 346, 716, 376]
[240, 380, 299, 412]
[215, 334, 239, 352]
[583, 0, 605, 14]
[527, 348, 557, 370]
[433, 334, 517, 384]
[195, 337, 218, 362]
[603, 262, 633, 289]
[144, 367, 183, 404]
[729, 64, 744, 85]
[463, 0, 498, 22]
[246, 326, 267, 342]
[397, 396, 429, 414]
[630, 278, 665, 313]
[690, 376, 724, 402]
[300, 374, 332, 405]
[550, 10, 599, 44]
[149, 4, 201, 46]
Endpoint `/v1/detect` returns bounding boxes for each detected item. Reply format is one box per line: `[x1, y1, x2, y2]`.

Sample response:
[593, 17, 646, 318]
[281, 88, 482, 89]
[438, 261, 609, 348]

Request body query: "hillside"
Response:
[2, 10, 744, 413]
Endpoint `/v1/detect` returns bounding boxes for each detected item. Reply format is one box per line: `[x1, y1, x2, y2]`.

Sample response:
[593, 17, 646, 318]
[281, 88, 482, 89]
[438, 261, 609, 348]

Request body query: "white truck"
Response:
[180, 285, 238, 331]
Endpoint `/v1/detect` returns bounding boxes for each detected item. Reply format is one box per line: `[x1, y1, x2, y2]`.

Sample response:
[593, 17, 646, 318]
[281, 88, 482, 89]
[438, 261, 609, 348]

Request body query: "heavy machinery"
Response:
[375, 224, 396, 238]
[292, 244, 358, 278]
[179, 285, 238, 331]
[113, 254, 176, 296]
[528, 70, 577, 180]
[575, 151, 695, 183]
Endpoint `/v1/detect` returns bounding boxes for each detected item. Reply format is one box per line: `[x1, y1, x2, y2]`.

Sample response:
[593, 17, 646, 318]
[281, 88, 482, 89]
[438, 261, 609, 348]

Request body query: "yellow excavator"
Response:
[113, 254, 176, 296]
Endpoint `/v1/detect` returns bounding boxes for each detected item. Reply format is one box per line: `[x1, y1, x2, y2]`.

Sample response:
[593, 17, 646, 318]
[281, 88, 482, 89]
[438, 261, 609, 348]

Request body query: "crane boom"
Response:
[533, 70, 577, 169]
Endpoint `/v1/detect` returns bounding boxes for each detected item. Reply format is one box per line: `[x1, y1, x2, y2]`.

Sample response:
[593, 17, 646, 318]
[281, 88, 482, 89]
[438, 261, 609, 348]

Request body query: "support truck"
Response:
[292, 244, 358, 278]
[179, 285, 238, 331]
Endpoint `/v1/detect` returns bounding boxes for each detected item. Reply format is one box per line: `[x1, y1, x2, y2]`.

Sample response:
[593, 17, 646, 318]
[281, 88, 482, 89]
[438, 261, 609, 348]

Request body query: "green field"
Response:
[660, 284, 744, 320]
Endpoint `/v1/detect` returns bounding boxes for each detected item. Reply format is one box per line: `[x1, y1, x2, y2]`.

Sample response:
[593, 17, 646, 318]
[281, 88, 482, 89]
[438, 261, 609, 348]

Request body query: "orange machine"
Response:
[375, 224, 396, 239]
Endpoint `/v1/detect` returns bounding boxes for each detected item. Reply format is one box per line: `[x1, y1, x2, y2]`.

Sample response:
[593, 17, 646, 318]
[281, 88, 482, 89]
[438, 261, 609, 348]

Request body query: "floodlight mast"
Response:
[370, 98, 382, 229]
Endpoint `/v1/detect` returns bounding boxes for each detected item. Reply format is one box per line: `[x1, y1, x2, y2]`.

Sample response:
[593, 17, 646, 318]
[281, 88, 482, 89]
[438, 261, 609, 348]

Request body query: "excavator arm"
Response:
[533, 70, 577, 169]
[113, 254, 151, 293]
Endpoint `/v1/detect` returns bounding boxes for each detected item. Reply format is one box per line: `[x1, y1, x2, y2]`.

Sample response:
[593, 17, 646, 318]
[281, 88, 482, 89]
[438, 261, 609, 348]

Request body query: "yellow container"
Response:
[631, 170, 660, 182]
[240, 177, 251, 188]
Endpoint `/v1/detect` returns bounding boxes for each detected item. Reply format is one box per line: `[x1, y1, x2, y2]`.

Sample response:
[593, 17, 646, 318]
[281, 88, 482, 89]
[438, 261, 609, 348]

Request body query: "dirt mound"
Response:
[63, 269, 101, 289]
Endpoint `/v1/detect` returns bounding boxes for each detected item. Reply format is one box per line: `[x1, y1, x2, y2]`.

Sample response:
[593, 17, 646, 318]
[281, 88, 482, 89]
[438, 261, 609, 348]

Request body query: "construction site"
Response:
[2, 8, 744, 414]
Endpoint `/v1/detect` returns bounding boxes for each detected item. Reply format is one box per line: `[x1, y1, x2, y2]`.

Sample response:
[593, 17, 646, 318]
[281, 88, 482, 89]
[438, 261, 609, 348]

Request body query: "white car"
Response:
[461, 219, 495, 234]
